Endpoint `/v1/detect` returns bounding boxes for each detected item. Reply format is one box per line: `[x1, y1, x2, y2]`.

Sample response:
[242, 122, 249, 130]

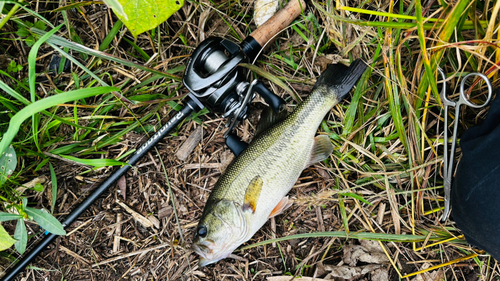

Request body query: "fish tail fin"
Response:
[314, 59, 367, 101]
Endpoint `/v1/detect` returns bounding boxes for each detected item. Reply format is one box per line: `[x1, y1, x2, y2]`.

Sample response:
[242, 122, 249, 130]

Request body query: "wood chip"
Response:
[113, 213, 122, 253]
[147, 214, 160, 229]
[116, 199, 153, 228]
[175, 126, 203, 161]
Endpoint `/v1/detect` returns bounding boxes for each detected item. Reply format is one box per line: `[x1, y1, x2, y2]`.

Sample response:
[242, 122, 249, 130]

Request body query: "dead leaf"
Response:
[371, 268, 389, 281]
[176, 126, 203, 161]
[324, 264, 382, 279]
[343, 240, 389, 266]
[117, 175, 126, 200]
[410, 263, 445, 281]
[267, 277, 330, 281]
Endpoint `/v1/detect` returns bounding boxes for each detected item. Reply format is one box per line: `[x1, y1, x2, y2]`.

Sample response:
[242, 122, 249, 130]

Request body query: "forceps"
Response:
[439, 68, 493, 222]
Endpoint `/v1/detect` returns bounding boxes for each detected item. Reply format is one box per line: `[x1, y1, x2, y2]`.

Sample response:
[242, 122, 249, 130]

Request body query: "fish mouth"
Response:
[192, 240, 232, 267]
[195, 250, 228, 267]
[192, 240, 214, 262]
[199, 257, 217, 267]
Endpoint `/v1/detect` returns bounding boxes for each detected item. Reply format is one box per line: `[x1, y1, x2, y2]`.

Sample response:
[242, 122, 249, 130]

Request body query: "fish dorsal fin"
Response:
[306, 135, 333, 166]
[242, 175, 263, 213]
[255, 107, 288, 136]
[268, 196, 293, 218]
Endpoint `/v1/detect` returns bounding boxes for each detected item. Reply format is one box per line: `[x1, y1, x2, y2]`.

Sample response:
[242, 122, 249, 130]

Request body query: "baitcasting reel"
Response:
[183, 37, 286, 139]
[183, 0, 306, 153]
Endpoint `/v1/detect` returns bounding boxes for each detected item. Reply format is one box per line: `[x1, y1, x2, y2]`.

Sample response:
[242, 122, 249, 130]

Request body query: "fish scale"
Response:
[193, 59, 367, 266]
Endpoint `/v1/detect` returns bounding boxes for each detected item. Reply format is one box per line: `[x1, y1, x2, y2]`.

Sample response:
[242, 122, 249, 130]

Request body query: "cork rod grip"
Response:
[250, 0, 306, 47]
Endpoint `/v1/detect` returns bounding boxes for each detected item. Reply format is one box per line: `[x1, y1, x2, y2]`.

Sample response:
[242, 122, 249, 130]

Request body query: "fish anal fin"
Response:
[307, 135, 333, 166]
[269, 196, 293, 219]
[242, 176, 264, 213]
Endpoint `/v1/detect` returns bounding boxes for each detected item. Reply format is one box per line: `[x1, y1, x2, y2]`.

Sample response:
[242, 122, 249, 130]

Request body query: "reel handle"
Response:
[249, 0, 306, 48]
[254, 81, 286, 113]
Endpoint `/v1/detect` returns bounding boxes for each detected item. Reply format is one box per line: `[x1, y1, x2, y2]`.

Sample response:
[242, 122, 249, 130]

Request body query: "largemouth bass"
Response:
[193, 59, 367, 266]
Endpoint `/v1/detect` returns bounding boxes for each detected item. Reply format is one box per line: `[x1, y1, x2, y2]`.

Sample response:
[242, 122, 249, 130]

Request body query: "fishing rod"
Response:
[1, 0, 305, 279]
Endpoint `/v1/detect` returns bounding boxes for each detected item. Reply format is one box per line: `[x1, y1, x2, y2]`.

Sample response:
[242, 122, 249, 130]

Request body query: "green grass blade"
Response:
[0, 81, 30, 105]
[240, 63, 298, 101]
[342, 59, 378, 136]
[59, 155, 129, 169]
[49, 163, 57, 214]
[338, 194, 349, 234]
[415, 0, 471, 115]
[341, 5, 487, 27]
[30, 28, 181, 81]
[313, 1, 481, 30]
[0, 70, 31, 94]
[340, 192, 372, 206]
[122, 37, 151, 61]
[100, 20, 123, 51]
[240, 231, 440, 250]
[28, 24, 63, 152]
[415, 0, 440, 103]
[4, 1, 55, 28]
[0, 86, 118, 156]
[29, 24, 63, 102]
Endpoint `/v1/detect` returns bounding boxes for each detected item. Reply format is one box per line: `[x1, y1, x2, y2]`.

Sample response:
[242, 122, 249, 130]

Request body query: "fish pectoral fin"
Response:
[242, 175, 264, 214]
[269, 196, 293, 218]
[306, 135, 334, 166]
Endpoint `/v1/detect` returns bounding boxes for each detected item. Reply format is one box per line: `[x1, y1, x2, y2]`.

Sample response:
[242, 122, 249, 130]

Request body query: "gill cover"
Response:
[193, 199, 249, 266]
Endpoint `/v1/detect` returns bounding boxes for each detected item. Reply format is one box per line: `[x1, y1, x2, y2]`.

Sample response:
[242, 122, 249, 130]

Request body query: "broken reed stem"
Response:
[414, 235, 465, 252]
[402, 253, 479, 278]
[92, 243, 170, 266]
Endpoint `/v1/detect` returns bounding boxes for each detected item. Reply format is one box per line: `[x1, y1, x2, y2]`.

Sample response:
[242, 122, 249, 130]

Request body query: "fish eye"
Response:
[197, 226, 208, 238]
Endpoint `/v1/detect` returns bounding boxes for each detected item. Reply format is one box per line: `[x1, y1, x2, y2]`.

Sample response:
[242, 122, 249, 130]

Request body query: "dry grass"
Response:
[1, 0, 500, 280]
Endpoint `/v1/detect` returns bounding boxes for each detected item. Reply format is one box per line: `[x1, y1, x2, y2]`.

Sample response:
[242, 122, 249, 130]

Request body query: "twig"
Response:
[92, 243, 170, 267]
[116, 199, 153, 228]
[60, 245, 91, 265]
